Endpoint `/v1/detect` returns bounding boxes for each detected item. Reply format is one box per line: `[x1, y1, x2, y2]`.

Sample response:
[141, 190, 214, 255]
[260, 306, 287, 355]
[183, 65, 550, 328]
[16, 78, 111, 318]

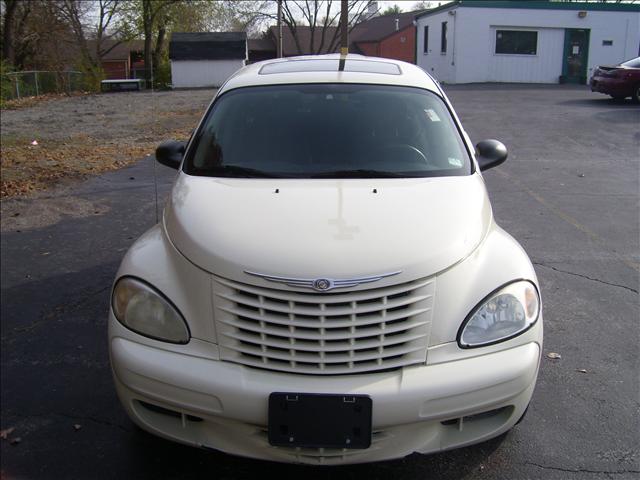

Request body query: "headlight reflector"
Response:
[112, 277, 189, 344]
[458, 281, 539, 348]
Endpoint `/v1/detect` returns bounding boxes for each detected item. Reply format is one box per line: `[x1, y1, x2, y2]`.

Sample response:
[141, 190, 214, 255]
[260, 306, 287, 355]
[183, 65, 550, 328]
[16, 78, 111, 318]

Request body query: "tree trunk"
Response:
[2, 0, 18, 65]
[152, 22, 166, 76]
[144, 32, 153, 87]
[142, 0, 153, 87]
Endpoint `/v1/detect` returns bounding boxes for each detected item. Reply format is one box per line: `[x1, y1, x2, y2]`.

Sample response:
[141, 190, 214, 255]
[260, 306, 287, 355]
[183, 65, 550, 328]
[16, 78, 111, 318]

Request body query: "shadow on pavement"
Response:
[557, 97, 638, 108]
[0, 256, 509, 479]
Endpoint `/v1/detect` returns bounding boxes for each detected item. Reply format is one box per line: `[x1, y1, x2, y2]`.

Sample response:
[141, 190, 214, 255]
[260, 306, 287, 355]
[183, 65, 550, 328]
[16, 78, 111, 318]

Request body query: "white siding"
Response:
[416, 7, 458, 83]
[487, 27, 565, 83]
[416, 6, 640, 84]
[170, 59, 245, 88]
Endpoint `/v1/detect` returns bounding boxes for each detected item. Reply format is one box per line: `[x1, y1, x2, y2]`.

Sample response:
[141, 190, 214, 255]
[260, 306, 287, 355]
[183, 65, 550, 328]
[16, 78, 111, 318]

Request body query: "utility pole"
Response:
[277, 0, 283, 58]
[340, 0, 348, 56]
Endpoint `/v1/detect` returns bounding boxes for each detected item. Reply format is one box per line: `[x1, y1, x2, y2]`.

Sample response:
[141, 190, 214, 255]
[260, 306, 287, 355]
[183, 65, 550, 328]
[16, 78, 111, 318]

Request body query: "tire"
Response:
[633, 85, 640, 104]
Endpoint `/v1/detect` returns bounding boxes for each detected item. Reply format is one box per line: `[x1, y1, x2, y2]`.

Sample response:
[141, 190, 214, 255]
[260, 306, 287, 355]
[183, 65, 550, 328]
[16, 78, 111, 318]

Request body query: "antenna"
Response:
[151, 54, 159, 224]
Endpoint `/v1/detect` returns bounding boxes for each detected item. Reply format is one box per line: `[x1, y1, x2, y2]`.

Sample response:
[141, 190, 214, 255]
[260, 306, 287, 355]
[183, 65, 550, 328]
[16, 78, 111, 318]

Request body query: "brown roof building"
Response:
[349, 10, 423, 63]
[88, 40, 145, 79]
[247, 38, 277, 63]
[252, 9, 425, 64]
[267, 26, 340, 57]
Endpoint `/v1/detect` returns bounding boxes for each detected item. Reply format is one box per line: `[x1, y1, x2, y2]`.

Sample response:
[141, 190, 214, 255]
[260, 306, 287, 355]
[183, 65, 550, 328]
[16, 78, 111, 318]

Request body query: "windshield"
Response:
[185, 84, 471, 178]
[621, 57, 640, 68]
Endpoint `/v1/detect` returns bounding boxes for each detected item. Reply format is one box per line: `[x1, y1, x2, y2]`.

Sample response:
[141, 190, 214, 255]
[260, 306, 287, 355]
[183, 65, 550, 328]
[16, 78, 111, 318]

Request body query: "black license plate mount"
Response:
[268, 392, 372, 449]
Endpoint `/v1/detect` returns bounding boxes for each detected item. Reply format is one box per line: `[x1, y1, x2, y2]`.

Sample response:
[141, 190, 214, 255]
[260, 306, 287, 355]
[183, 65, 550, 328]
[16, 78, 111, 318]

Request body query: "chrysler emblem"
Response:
[244, 270, 402, 292]
[312, 278, 332, 291]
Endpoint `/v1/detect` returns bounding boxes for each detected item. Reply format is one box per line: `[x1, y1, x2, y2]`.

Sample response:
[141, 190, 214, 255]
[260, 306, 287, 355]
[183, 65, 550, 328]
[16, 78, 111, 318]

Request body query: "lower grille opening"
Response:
[464, 406, 511, 423]
[139, 401, 181, 419]
[138, 401, 203, 422]
[441, 406, 513, 426]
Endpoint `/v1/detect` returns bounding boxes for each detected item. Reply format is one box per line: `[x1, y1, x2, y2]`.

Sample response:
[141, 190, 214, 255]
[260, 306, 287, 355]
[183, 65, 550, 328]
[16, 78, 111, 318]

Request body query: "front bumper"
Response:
[110, 318, 542, 465]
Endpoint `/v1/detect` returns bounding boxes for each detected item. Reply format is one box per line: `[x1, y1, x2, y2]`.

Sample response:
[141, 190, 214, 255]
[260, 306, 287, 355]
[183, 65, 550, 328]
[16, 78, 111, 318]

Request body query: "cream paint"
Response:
[164, 174, 492, 285]
[109, 54, 542, 464]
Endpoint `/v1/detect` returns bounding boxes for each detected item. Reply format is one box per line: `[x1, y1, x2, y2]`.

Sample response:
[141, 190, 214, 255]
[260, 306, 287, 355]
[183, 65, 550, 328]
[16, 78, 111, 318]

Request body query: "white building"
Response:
[415, 1, 640, 84]
[170, 32, 248, 88]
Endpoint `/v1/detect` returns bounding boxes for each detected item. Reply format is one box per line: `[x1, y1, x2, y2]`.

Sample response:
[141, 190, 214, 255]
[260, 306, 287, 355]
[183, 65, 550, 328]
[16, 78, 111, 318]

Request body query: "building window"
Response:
[495, 30, 537, 55]
[423, 26, 429, 53]
[602, 40, 613, 46]
[441, 22, 447, 54]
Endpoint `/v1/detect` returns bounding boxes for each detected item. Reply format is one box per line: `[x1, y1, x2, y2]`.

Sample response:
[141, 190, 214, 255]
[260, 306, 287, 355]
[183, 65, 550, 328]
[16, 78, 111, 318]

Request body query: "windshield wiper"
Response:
[310, 169, 405, 178]
[213, 165, 282, 178]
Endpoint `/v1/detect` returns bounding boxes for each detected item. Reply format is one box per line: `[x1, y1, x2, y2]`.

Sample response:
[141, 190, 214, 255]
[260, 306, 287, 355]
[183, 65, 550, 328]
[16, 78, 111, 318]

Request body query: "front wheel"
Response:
[633, 85, 640, 103]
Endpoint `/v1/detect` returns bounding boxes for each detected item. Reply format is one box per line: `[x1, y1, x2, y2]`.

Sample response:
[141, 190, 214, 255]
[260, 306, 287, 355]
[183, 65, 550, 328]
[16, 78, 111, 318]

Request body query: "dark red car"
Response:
[590, 57, 640, 102]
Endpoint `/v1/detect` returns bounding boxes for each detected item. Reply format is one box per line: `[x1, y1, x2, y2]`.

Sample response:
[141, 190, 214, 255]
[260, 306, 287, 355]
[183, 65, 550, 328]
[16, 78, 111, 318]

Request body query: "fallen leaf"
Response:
[73, 424, 82, 431]
[546, 352, 561, 360]
[0, 427, 15, 439]
[10, 437, 21, 445]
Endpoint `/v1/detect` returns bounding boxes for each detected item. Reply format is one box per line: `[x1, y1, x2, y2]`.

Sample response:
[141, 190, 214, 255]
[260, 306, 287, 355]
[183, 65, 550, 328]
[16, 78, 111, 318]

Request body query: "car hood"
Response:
[164, 173, 493, 286]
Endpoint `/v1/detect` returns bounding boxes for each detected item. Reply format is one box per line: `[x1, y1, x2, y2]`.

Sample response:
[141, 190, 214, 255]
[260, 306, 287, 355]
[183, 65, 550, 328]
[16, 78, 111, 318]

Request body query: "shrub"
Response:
[1, 61, 17, 105]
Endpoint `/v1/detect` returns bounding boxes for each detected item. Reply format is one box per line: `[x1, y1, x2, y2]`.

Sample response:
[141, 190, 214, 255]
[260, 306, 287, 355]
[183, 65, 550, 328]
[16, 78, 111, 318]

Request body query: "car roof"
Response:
[218, 54, 440, 95]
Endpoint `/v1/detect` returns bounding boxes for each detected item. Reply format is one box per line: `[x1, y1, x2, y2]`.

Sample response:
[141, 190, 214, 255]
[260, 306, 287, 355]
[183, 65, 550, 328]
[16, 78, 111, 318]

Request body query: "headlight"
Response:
[111, 277, 190, 344]
[458, 281, 539, 348]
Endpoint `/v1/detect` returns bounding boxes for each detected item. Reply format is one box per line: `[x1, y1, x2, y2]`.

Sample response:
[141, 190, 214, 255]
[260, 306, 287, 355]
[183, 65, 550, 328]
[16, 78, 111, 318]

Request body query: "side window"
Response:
[441, 21, 447, 54]
[423, 25, 429, 53]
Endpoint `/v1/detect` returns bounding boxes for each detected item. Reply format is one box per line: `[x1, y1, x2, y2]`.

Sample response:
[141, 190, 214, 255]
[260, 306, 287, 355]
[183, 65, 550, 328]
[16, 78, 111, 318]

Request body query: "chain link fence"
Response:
[1, 71, 86, 101]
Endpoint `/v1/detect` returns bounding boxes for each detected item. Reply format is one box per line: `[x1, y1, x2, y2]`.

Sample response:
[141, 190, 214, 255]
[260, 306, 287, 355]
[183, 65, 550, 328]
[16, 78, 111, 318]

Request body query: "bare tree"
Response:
[1, 0, 33, 67]
[381, 4, 403, 15]
[54, 0, 130, 73]
[411, 1, 435, 10]
[261, 1, 373, 55]
[93, 0, 130, 58]
[2, 0, 18, 64]
[207, 1, 276, 37]
[140, 0, 178, 86]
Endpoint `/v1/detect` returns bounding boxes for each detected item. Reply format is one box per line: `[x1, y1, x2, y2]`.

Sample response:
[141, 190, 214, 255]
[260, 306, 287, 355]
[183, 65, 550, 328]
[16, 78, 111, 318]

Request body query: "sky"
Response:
[376, 1, 451, 13]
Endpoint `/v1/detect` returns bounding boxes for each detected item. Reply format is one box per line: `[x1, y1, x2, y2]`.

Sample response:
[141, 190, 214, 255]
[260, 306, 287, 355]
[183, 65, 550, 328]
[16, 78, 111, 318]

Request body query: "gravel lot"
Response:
[0, 89, 214, 198]
[1, 89, 214, 141]
[1, 84, 638, 479]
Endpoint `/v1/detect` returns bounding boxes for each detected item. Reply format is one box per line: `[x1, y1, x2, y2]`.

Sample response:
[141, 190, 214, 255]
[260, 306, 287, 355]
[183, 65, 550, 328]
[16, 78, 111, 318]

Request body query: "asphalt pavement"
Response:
[1, 84, 638, 479]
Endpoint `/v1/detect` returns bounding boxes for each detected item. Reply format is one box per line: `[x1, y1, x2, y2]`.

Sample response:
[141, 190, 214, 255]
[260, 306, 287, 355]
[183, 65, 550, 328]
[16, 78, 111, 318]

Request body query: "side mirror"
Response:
[156, 140, 186, 170]
[475, 139, 508, 172]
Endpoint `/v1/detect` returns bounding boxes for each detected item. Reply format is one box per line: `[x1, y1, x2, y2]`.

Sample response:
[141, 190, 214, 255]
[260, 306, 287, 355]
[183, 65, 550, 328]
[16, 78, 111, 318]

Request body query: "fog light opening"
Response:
[137, 400, 204, 425]
[139, 400, 182, 419]
[464, 406, 511, 423]
[440, 406, 513, 431]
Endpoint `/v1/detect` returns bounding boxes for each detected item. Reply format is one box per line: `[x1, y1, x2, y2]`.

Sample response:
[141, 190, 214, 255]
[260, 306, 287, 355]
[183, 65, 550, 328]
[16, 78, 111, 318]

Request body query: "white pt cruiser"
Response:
[109, 54, 543, 465]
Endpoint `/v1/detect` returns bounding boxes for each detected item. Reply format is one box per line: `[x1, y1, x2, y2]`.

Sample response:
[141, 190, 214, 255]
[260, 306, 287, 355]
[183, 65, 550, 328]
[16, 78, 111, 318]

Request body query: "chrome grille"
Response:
[212, 275, 435, 375]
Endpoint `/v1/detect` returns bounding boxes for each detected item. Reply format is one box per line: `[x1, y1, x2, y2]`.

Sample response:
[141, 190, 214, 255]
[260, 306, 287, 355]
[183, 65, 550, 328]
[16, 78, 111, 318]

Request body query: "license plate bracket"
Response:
[268, 392, 372, 449]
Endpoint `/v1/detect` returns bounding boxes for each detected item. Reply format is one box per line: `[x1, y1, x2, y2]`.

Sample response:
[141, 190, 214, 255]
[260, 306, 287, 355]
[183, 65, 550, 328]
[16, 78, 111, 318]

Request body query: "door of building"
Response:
[562, 29, 590, 84]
